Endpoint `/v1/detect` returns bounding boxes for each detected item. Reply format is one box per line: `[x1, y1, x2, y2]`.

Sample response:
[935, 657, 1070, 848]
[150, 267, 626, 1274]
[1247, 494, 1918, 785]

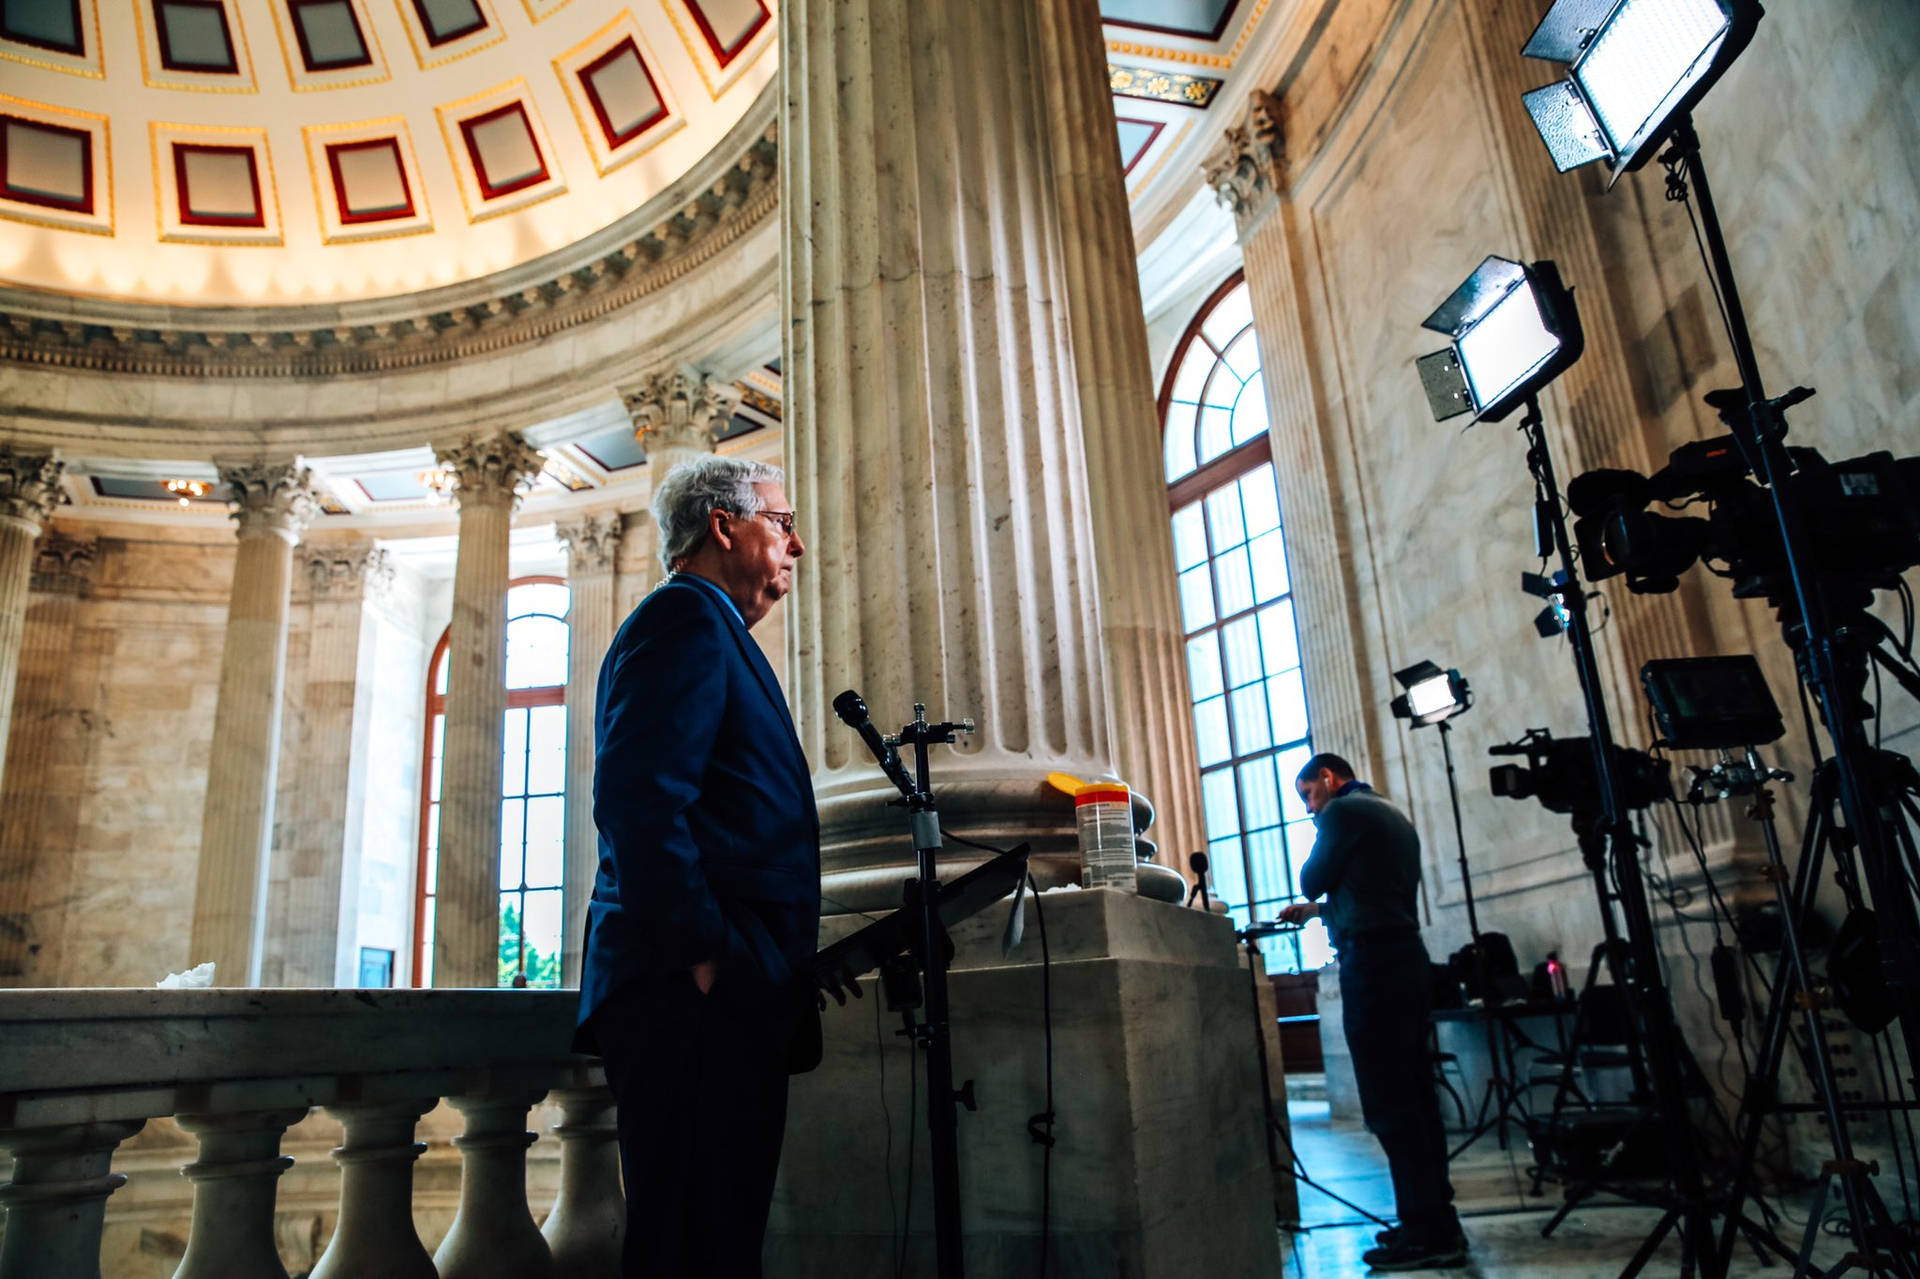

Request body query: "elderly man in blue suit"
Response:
[576, 453, 819, 1279]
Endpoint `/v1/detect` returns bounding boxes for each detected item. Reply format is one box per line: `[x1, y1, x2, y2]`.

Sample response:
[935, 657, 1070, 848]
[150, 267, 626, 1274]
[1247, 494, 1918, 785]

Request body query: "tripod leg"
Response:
[1540, 1185, 1587, 1238]
[1617, 1208, 1679, 1279]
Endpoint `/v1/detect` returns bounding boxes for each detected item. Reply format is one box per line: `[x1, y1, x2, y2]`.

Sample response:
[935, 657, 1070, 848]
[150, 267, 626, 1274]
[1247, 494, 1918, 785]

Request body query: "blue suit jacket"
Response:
[575, 576, 820, 1044]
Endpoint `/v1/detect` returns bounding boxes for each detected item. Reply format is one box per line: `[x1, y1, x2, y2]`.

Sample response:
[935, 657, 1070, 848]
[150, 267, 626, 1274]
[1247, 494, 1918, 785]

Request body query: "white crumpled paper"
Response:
[157, 961, 215, 989]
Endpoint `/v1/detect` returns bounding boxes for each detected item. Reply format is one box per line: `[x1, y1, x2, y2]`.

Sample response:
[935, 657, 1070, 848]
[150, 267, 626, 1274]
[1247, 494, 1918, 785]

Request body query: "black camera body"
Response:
[1488, 728, 1673, 819]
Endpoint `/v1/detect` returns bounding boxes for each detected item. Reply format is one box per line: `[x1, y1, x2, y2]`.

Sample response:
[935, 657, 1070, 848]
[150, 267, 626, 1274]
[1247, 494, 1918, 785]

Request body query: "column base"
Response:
[768, 889, 1284, 1276]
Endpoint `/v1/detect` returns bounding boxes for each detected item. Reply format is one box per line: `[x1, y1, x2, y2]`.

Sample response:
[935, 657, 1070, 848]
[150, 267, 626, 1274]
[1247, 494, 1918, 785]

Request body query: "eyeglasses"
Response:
[753, 509, 797, 536]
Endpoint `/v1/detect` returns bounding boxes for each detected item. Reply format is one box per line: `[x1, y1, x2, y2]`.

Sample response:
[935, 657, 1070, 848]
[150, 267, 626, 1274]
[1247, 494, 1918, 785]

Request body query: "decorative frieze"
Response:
[623, 371, 742, 465]
[0, 448, 64, 534]
[435, 435, 546, 512]
[1202, 88, 1286, 223]
[220, 463, 321, 544]
[554, 512, 624, 577]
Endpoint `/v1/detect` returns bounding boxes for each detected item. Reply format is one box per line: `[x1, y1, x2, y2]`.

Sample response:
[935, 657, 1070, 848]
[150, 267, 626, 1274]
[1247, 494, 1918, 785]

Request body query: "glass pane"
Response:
[424, 807, 440, 893]
[434, 646, 450, 695]
[1221, 615, 1263, 688]
[1238, 756, 1280, 831]
[506, 614, 570, 690]
[499, 891, 524, 985]
[1286, 819, 1319, 892]
[1163, 401, 1198, 482]
[1268, 669, 1310, 745]
[1170, 343, 1212, 405]
[1198, 406, 1234, 464]
[1170, 503, 1208, 571]
[524, 795, 565, 889]
[1207, 835, 1247, 909]
[1201, 767, 1241, 838]
[1245, 825, 1287, 906]
[1214, 546, 1253, 618]
[502, 708, 528, 797]
[1232, 372, 1270, 446]
[1186, 633, 1224, 701]
[1206, 483, 1246, 550]
[420, 899, 435, 986]
[527, 705, 566, 795]
[508, 581, 570, 621]
[1297, 920, 1333, 970]
[1277, 742, 1314, 821]
[1230, 684, 1272, 753]
[500, 798, 525, 890]
[521, 889, 564, 988]
[429, 737, 445, 804]
[1201, 363, 1240, 410]
[1258, 600, 1301, 673]
[1249, 528, 1290, 603]
[1240, 463, 1280, 538]
[1193, 696, 1231, 767]
[1221, 328, 1260, 382]
[1177, 565, 1216, 632]
[1200, 281, 1253, 349]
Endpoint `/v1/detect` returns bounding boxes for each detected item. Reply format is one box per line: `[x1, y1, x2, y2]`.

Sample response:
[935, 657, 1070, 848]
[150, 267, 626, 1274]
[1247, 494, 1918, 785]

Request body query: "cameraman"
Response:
[1279, 753, 1464, 1271]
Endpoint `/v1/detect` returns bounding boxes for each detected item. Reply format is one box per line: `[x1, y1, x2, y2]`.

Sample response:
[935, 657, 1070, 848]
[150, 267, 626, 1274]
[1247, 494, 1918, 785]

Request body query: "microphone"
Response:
[833, 689, 916, 797]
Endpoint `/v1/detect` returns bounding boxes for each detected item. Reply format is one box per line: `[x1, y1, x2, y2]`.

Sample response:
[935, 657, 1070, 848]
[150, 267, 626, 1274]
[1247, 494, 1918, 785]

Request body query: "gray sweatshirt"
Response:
[1298, 785, 1423, 949]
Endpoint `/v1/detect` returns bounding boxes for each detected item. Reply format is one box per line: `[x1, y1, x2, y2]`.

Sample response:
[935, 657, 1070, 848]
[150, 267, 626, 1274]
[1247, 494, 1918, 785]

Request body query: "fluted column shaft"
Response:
[783, 0, 1113, 900]
[1032, 0, 1205, 868]
[433, 435, 545, 987]
[555, 514, 622, 988]
[0, 448, 63, 803]
[191, 464, 318, 987]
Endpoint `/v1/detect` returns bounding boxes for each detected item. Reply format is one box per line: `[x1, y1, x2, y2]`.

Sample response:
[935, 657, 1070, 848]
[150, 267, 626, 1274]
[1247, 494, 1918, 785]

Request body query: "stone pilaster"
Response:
[265, 541, 394, 986]
[0, 530, 91, 982]
[553, 511, 622, 988]
[0, 447, 63, 802]
[1033, 0, 1205, 871]
[432, 434, 544, 987]
[190, 463, 319, 987]
[1204, 94, 1389, 785]
[782, 0, 1113, 908]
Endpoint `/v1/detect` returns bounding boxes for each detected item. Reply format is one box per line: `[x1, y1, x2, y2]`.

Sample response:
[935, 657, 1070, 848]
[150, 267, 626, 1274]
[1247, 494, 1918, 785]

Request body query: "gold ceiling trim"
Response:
[0, 0, 104, 79]
[1102, 0, 1274, 71]
[0, 124, 779, 379]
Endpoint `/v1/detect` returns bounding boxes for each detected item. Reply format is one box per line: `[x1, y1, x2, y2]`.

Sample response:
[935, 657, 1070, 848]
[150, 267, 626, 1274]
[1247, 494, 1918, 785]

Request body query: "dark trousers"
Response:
[594, 973, 798, 1279]
[1339, 931, 1460, 1244]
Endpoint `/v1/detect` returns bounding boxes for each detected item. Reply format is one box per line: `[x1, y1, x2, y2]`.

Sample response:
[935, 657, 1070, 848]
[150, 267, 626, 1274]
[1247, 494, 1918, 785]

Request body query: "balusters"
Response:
[541, 1083, 623, 1278]
[434, 1086, 558, 1279]
[309, 1098, 441, 1279]
[171, 1107, 311, 1279]
[0, 1119, 146, 1279]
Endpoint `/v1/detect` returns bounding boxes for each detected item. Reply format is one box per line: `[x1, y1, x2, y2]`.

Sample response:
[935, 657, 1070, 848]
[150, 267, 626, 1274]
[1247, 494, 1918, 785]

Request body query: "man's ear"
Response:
[707, 507, 737, 551]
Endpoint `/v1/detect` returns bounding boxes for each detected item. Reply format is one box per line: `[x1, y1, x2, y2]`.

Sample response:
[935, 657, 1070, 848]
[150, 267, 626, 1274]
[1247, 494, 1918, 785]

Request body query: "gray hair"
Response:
[651, 453, 785, 572]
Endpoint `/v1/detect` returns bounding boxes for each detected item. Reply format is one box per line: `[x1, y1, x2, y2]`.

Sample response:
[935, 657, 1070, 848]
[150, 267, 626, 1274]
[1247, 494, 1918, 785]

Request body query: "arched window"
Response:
[1161, 271, 1329, 971]
[414, 578, 571, 988]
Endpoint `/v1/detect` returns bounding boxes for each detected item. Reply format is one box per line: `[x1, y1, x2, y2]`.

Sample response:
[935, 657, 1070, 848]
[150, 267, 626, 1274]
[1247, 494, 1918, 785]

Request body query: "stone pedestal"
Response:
[554, 513, 622, 988]
[431, 435, 544, 987]
[767, 889, 1285, 1276]
[190, 463, 319, 987]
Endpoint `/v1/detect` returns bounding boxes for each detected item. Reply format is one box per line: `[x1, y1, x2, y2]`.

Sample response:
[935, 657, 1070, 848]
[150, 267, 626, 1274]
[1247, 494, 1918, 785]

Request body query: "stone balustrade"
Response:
[0, 989, 619, 1279]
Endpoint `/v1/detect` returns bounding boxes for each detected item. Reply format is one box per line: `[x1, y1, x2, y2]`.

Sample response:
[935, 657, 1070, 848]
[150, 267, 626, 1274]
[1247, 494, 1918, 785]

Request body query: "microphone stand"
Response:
[835, 692, 976, 1279]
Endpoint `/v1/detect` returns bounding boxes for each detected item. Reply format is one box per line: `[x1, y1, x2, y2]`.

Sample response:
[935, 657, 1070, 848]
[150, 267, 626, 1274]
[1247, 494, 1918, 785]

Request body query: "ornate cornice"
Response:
[30, 531, 94, 595]
[0, 447, 66, 533]
[0, 120, 778, 381]
[305, 542, 394, 600]
[555, 511, 624, 576]
[436, 433, 545, 511]
[222, 462, 320, 544]
[1202, 88, 1286, 223]
[624, 371, 741, 464]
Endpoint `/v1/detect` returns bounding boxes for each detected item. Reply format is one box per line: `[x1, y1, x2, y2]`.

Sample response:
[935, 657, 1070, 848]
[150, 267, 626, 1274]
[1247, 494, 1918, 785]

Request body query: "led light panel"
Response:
[1457, 283, 1559, 414]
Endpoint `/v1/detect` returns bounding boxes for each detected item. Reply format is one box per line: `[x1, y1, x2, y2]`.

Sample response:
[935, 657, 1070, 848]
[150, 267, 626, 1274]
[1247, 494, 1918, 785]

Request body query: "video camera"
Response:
[1565, 389, 1920, 603]
[1488, 728, 1672, 819]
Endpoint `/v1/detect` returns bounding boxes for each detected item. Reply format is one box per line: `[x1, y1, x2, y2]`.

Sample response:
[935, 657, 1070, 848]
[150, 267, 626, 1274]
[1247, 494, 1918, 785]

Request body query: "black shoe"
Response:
[1362, 1234, 1468, 1271]
[1372, 1225, 1401, 1248]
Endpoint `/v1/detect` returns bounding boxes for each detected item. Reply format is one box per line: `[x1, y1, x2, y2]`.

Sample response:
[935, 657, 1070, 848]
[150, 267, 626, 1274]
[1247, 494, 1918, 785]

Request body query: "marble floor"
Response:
[1276, 1087, 1874, 1277]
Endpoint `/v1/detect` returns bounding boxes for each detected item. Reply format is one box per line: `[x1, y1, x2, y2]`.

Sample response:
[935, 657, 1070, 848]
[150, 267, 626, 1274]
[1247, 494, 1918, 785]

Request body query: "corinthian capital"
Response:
[435, 433, 545, 511]
[555, 511, 624, 576]
[305, 540, 395, 599]
[32, 531, 95, 595]
[622, 372, 741, 465]
[1202, 88, 1286, 223]
[0, 446, 65, 533]
[219, 461, 320, 544]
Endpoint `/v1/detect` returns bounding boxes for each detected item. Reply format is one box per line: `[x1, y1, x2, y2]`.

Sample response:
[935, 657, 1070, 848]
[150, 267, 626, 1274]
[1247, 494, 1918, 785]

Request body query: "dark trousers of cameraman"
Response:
[1340, 929, 1461, 1246]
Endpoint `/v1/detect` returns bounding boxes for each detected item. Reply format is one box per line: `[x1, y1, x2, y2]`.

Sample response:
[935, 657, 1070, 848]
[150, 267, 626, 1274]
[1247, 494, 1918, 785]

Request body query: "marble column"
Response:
[1032, 0, 1205, 869]
[0, 446, 63, 802]
[1204, 95, 1389, 783]
[782, 0, 1114, 906]
[190, 463, 319, 988]
[268, 543, 395, 986]
[553, 512, 622, 988]
[0, 531, 91, 982]
[432, 434, 545, 987]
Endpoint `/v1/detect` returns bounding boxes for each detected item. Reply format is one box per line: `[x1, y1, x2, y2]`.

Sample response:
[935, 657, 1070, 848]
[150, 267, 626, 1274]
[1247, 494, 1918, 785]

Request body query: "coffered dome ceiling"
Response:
[0, 0, 778, 305]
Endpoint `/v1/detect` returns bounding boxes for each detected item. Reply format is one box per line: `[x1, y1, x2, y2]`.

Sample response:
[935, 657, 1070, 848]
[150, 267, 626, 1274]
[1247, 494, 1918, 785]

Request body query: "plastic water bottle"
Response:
[1075, 782, 1137, 892]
